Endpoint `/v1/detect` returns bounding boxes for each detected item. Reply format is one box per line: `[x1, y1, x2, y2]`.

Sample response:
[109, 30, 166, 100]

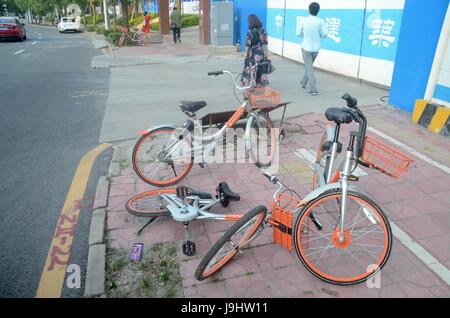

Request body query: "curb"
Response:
[84, 175, 110, 297]
[412, 99, 450, 136]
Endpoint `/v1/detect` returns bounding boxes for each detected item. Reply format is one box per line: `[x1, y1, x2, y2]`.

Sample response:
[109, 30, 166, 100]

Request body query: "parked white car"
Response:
[57, 17, 82, 33]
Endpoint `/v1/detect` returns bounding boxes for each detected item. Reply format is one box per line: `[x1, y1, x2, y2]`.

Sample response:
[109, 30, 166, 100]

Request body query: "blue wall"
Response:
[389, 0, 449, 112]
[234, 0, 267, 51]
[212, 0, 267, 51]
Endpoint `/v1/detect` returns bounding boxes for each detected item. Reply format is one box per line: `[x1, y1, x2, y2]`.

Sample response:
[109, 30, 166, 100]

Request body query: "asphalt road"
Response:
[0, 24, 110, 297]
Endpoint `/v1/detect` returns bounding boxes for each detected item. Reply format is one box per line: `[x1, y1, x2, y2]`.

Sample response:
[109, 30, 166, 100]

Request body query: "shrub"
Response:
[95, 26, 105, 34]
[106, 31, 122, 46]
[87, 25, 96, 32]
[129, 13, 145, 27]
[151, 21, 160, 31]
[181, 14, 199, 28]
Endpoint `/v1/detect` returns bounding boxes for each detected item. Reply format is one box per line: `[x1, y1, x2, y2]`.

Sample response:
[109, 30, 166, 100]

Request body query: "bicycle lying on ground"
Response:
[131, 62, 290, 187]
[118, 27, 146, 47]
[195, 94, 413, 285]
[126, 181, 243, 256]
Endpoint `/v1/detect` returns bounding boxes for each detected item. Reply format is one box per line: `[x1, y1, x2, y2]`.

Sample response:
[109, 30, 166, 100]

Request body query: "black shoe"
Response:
[308, 90, 318, 96]
[300, 82, 306, 89]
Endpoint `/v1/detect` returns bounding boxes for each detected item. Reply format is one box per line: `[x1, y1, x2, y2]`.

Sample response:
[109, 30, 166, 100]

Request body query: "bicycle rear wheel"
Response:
[125, 188, 175, 217]
[248, 113, 276, 167]
[195, 206, 267, 281]
[293, 190, 392, 285]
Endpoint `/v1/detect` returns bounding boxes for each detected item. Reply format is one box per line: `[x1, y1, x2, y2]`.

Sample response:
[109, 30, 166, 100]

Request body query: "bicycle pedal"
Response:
[349, 175, 359, 182]
[182, 241, 196, 256]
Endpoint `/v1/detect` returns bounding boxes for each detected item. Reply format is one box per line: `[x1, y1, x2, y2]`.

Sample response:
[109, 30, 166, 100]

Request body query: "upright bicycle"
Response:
[131, 62, 289, 187]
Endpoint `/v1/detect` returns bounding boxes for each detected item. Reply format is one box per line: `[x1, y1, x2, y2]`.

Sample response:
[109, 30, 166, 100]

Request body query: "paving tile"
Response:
[197, 281, 227, 298]
[224, 275, 252, 297]
[104, 107, 450, 298]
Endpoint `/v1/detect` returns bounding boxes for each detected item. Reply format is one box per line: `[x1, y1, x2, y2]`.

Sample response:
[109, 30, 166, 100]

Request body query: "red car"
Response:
[0, 17, 26, 41]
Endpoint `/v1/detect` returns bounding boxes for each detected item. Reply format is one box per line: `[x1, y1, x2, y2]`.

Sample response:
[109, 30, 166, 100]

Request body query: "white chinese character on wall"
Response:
[275, 15, 283, 33]
[369, 18, 395, 48]
[325, 17, 341, 43]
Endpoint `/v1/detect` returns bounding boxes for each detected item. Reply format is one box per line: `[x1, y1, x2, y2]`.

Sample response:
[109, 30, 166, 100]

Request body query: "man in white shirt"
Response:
[297, 2, 328, 96]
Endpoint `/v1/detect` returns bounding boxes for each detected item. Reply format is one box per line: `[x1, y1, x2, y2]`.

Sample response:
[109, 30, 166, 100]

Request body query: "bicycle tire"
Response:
[125, 188, 176, 217]
[132, 127, 194, 187]
[293, 190, 392, 285]
[248, 113, 276, 167]
[195, 206, 267, 281]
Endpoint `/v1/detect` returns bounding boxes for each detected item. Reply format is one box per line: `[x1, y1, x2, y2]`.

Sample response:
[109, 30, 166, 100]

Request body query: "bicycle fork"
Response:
[338, 132, 358, 242]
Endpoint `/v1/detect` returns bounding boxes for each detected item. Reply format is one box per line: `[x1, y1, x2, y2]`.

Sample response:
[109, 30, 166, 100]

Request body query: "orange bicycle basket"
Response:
[270, 192, 302, 251]
[361, 136, 413, 178]
[246, 87, 281, 110]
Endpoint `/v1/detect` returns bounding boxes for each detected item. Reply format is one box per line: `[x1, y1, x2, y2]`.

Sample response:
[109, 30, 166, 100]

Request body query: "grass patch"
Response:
[105, 242, 183, 298]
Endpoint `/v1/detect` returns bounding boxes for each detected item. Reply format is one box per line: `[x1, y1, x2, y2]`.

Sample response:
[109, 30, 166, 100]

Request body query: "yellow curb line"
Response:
[36, 143, 111, 298]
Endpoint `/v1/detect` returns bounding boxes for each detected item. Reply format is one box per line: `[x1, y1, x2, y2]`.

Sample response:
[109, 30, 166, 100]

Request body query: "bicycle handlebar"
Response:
[341, 93, 358, 109]
[208, 71, 223, 76]
[340, 93, 367, 158]
[207, 63, 259, 91]
[262, 170, 279, 184]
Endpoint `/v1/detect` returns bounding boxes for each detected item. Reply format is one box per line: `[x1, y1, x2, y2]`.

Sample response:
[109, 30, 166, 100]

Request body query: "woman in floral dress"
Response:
[241, 14, 270, 88]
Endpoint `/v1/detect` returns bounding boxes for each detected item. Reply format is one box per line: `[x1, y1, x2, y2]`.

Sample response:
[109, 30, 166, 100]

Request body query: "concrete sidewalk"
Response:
[101, 105, 450, 298]
[92, 27, 388, 143]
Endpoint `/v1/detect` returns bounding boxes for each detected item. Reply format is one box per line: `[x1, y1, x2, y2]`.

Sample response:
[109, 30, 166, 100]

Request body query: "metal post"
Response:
[103, 0, 109, 30]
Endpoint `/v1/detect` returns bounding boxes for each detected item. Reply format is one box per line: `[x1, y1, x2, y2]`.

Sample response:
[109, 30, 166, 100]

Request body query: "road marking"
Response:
[13, 49, 25, 55]
[390, 222, 450, 285]
[38, 36, 42, 40]
[368, 127, 450, 175]
[32, 41, 37, 45]
[35, 143, 111, 298]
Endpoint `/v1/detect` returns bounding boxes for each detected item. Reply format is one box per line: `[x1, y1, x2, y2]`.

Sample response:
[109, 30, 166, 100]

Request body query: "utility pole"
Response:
[103, 0, 109, 30]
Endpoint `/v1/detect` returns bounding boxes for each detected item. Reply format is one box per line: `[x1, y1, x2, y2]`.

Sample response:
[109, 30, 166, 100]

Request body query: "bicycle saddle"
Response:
[325, 107, 352, 124]
[176, 186, 212, 200]
[179, 101, 207, 115]
[218, 182, 240, 201]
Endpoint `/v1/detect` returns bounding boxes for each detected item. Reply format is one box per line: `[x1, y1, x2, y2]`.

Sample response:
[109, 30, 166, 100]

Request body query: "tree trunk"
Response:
[122, 0, 129, 29]
[113, 1, 116, 25]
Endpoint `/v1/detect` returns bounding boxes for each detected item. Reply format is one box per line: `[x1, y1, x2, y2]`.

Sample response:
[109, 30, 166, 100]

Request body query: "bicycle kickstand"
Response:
[137, 217, 157, 235]
[182, 222, 196, 256]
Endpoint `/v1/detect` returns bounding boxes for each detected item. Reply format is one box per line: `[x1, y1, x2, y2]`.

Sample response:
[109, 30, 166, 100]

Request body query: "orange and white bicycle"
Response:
[131, 62, 289, 187]
[195, 94, 413, 285]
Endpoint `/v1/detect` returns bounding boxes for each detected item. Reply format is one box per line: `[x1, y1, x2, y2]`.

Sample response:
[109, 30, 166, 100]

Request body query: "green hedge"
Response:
[96, 26, 105, 34]
[151, 22, 160, 31]
[87, 25, 96, 32]
[181, 14, 199, 28]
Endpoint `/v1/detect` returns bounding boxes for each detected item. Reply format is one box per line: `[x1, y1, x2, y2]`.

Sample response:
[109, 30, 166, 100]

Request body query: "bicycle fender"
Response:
[301, 182, 357, 205]
[244, 112, 259, 152]
[137, 124, 176, 135]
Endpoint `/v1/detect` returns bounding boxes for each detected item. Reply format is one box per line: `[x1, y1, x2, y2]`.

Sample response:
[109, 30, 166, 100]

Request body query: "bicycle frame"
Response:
[159, 193, 242, 223]
[141, 101, 270, 163]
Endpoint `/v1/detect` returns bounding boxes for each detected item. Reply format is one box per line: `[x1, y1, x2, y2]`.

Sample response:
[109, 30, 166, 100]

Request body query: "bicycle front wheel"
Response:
[126, 188, 176, 217]
[195, 206, 267, 281]
[132, 127, 193, 187]
[293, 190, 392, 285]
